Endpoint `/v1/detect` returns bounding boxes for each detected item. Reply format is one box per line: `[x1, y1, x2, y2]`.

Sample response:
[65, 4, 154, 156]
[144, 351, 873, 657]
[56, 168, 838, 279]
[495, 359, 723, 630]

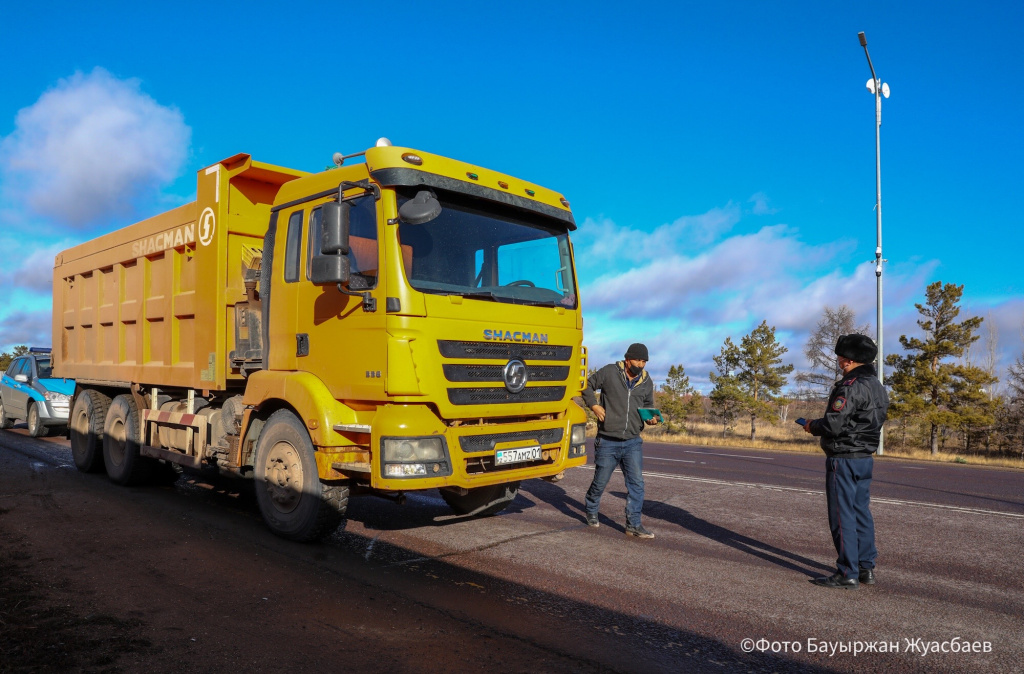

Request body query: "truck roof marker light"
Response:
[525, 189, 536, 197]
[560, 197, 570, 208]
[402, 153, 423, 166]
[498, 181, 509, 190]
[466, 172, 479, 180]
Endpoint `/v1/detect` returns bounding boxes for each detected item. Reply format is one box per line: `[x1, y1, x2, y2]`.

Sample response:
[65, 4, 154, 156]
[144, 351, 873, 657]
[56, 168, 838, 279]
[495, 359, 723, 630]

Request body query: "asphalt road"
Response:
[1, 427, 1021, 673]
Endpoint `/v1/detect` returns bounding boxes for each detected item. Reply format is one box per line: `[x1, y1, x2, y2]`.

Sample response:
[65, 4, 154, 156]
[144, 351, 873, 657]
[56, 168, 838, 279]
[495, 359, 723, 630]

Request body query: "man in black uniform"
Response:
[802, 334, 889, 589]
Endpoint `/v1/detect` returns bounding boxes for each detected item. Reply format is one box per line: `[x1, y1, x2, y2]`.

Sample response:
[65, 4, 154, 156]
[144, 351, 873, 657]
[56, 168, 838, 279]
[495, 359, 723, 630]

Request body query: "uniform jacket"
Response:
[581, 361, 655, 440]
[810, 364, 889, 457]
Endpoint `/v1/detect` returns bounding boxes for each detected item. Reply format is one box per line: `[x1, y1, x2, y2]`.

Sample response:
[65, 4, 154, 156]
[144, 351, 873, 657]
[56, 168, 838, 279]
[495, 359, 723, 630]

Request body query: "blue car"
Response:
[0, 348, 75, 437]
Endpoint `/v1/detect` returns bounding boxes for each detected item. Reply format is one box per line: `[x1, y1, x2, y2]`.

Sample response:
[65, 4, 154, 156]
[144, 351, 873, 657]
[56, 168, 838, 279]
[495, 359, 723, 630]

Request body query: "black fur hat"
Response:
[835, 334, 877, 363]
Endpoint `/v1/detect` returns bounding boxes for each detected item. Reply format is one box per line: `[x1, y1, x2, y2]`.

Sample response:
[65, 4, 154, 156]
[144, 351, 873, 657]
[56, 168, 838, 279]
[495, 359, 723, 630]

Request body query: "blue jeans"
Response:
[585, 435, 645, 527]
[825, 456, 877, 579]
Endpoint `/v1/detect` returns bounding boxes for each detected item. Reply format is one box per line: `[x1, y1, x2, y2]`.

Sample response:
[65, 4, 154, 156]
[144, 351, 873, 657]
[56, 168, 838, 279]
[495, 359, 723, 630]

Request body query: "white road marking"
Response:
[579, 465, 1024, 519]
[683, 450, 773, 460]
[648, 457, 697, 464]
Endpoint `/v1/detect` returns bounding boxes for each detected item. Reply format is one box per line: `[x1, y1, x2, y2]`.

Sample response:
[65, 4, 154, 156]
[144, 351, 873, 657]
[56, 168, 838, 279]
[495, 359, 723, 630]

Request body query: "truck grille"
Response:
[443, 364, 569, 383]
[458, 428, 564, 453]
[438, 340, 572, 361]
[448, 386, 566, 405]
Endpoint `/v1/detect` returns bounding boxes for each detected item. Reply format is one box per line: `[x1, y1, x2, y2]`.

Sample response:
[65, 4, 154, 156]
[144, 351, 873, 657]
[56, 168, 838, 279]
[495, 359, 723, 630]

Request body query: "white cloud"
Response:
[0, 309, 52, 352]
[0, 67, 191, 227]
[574, 204, 740, 268]
[0, 242, 72, 294]
[574, 210, 958, 392]
[749, 192, 778, 215]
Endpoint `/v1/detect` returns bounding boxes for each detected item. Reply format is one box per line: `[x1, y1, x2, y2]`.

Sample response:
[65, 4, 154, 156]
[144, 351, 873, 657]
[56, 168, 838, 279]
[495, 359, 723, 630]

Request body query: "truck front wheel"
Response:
[441, 481, 521, 516]
[253, 410, 347, 542]
[71, 390, 110, 472]
[103, 395, 154, 486]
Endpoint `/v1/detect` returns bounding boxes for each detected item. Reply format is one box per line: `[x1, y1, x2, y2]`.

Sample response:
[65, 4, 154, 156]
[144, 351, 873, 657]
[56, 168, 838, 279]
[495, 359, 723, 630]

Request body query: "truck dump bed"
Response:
[53, 154, 306, 391]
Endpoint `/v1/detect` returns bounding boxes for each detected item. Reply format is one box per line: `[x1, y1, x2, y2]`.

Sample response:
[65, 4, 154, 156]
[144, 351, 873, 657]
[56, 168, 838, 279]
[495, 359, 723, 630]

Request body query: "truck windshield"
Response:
[397, 189, 577, 308]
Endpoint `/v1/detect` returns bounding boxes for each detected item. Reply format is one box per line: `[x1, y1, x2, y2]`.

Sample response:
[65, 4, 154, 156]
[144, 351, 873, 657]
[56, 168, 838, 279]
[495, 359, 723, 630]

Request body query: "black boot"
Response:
[812, 572, 859, 590]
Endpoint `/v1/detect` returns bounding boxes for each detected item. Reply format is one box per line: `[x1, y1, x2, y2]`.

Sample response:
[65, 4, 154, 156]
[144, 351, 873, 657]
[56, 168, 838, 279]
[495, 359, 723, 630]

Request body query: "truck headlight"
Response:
[381, 436, 451, 478]
[570, 423, 587, 456]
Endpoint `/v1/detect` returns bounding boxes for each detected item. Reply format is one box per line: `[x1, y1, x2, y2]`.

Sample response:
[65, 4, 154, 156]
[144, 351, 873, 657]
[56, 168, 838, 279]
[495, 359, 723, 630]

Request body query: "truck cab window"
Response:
[347, 196, 379, 289]
[284, 210, 304, 282]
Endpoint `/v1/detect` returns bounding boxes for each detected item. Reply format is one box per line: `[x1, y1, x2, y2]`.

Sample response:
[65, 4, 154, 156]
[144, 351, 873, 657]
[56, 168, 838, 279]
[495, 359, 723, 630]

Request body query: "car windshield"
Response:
[397, 188, 577, 307]
[35, 358, 53, 378]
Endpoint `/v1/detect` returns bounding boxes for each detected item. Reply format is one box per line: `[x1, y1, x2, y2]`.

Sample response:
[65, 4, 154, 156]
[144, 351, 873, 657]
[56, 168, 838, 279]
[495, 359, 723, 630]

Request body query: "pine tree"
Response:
[737, 321, 794, 441]
[885, 282, 991, 454]
[709, 323, 794, 441]
[709, 338, 746, 437]
[0, 345, 29, 373]
[660, 364, 703, 433]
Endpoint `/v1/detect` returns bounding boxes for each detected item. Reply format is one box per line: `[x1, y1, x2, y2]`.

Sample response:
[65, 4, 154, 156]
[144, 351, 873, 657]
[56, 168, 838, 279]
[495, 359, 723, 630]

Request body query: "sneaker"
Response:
[585, 513, 599, 528]
[625, 524, 655, 539]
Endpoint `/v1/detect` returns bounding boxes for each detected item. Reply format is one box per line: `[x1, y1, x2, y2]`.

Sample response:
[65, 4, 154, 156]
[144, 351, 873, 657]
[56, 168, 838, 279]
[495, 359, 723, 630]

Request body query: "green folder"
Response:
[638, 408, 663, 423]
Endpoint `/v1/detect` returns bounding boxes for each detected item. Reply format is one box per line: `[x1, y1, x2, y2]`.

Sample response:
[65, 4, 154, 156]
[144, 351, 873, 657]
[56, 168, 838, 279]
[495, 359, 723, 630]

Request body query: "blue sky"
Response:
[1, 1, 1022, 392]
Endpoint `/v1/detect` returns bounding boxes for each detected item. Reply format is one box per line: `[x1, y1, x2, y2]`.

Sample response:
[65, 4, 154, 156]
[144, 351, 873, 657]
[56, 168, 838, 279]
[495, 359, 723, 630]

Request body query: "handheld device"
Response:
[795, 417, 808, 426]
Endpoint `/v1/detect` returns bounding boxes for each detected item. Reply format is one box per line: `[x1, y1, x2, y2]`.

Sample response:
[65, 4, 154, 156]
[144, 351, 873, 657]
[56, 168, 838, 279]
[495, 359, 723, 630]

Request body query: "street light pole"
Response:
[858, 31, 888, 455]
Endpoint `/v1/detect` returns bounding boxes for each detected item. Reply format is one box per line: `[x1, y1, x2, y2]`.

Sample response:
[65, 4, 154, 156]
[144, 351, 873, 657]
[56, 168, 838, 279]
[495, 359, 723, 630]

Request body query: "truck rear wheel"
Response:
[253, 410, 347, 542]
[103, 395, 154, 486]
[441, 481, 521, 516]
[0, 399, 13, 429]
[71, 390, 110, 472]
[27, 403, 49, 438]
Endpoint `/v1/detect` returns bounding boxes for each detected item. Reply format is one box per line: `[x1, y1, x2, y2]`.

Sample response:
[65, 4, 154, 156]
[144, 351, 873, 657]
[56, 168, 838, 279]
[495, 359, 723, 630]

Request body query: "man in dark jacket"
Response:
[581, 343, 659, 538]
[802, 334, 889, 589]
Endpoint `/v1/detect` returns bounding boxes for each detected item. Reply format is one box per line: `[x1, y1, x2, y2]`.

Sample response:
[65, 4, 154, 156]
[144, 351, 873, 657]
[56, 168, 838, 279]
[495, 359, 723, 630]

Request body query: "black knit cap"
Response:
[624, 343, 649, 361]
[835, 334, 877, 364]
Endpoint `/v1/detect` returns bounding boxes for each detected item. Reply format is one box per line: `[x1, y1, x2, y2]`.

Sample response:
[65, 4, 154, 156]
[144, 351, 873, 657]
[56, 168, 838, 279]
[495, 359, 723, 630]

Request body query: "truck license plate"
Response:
[495, 445, 542, 465]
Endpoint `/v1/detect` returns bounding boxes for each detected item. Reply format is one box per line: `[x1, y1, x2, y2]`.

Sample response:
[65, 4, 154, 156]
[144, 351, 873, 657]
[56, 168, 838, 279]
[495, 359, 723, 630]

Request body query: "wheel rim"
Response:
[263, 441, 303, 514]
[29, 406, 39, 433]
[108, 416, 126, 467]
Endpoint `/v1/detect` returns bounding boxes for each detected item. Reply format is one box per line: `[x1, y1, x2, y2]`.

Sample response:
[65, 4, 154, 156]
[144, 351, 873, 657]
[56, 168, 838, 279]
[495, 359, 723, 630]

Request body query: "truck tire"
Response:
[0, 399, 13, 429]
[441, 481, 521, 516]
[103, 395, 154, 486]
[27, 403, 49, 438]
[70, 390, 110, 473]
[253, 410, 347, 542]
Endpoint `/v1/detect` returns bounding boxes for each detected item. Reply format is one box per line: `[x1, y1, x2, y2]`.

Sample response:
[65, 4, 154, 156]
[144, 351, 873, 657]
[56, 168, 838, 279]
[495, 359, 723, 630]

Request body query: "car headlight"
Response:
[44, 391, 71, 403]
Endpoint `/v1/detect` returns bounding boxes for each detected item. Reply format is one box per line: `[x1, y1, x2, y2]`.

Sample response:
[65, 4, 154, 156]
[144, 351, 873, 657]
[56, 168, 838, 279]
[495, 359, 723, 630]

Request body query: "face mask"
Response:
[628, 363, 644, 377]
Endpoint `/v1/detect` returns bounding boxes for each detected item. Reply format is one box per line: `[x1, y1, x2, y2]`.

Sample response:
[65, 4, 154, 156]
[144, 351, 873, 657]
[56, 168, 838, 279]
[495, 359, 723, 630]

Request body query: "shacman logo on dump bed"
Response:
[132, 224, 195, 257]
[484, 329, 549, 343]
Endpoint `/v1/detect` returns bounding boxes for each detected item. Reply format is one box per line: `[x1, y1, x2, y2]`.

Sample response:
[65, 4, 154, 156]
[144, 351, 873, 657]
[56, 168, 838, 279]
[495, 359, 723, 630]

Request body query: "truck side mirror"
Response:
[321, 201, 350, 255]
[310, 201, 351, 285]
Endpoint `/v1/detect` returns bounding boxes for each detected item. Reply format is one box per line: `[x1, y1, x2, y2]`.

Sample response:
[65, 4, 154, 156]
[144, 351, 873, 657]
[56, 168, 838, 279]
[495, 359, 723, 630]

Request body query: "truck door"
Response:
[296, 193, 387, 401]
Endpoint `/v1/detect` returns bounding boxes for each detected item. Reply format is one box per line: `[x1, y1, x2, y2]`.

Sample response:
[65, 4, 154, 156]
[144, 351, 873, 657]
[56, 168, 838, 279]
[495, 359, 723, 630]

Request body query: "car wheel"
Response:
[27, 403, 49, 438]
[253, 410, 348, 542]
[0, 399, 13, 430]
[70, 390, 111, 472]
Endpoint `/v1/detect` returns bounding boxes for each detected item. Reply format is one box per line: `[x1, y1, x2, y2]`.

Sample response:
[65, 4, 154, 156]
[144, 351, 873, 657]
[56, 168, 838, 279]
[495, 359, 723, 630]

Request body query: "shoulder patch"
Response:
[832, 396, 847, 412]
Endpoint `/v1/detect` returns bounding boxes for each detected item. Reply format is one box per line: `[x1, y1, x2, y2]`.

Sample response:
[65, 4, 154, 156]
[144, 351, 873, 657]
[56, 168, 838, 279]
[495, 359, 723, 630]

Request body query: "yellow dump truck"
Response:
[53, 140, 589, 541]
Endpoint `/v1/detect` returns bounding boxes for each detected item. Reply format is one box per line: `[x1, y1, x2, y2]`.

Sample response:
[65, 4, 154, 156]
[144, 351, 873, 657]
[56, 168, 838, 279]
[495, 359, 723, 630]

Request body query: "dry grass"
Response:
[588, 420, 1024, 471]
